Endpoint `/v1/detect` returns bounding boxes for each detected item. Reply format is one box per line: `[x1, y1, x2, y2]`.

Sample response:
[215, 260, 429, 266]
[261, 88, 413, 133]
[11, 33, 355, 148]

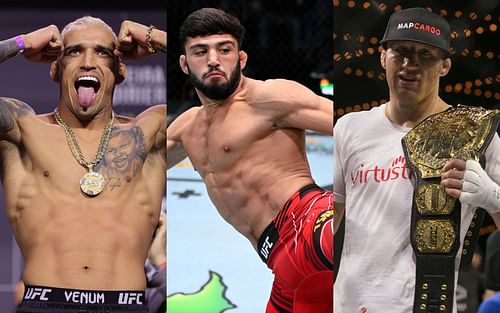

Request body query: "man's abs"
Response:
[7, 176, 159, 290]
[204, 172, 314, 247]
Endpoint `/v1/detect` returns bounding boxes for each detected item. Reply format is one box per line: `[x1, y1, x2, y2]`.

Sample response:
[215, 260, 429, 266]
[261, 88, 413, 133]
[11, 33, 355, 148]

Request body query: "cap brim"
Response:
[380, 37, 450, 56]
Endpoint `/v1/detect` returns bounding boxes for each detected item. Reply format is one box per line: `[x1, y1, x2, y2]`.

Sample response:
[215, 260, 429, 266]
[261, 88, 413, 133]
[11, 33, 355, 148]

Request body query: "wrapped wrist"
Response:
[460, 160, 500, 214]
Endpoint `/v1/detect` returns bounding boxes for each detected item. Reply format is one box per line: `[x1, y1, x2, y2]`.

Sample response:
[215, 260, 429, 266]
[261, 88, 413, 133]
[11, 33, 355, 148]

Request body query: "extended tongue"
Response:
[77, 86, 95, 108]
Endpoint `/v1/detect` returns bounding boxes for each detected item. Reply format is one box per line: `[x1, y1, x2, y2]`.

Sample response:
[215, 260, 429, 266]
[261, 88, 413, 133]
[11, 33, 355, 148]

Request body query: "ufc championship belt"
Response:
[402, 105, 500, 313]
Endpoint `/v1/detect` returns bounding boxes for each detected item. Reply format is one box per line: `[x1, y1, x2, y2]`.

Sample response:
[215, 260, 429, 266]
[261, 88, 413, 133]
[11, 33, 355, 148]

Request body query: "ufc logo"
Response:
[260, 236, 274, 260]
[24, 288, 52, 301]
[118, 292, 143, 305]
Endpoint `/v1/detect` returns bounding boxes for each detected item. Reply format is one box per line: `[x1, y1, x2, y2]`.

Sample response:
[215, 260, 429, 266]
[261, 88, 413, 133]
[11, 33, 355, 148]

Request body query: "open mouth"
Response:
[113, 156, 127, 168]
[398, 74, 420, 89]
[74, 76, 101, 108]
[398, 74, 418, 83]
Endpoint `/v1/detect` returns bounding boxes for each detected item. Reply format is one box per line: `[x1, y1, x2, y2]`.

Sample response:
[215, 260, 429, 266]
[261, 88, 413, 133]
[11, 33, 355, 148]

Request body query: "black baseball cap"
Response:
[380, 8, 451, 56]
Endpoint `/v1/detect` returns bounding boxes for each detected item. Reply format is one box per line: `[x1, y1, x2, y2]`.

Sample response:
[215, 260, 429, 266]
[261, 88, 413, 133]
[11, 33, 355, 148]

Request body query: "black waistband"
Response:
[298, 183, 323, 199]
[257, 183, 324, 264]
[257, 221, 279, 264]
[23, 285, 146, 306]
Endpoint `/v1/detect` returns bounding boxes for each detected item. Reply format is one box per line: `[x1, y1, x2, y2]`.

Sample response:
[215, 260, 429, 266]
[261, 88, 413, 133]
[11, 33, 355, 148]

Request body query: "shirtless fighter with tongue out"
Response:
[0, 16, 166, 313]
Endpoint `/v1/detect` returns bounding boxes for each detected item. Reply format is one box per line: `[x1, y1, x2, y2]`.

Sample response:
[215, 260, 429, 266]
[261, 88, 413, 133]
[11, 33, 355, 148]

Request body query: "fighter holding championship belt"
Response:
[334, 8, 500, 313]
[403, 106, 500, 313]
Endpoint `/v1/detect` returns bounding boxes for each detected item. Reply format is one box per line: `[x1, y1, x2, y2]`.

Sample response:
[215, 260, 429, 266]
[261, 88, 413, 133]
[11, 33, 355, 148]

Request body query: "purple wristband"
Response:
[15, 35, 25, 53]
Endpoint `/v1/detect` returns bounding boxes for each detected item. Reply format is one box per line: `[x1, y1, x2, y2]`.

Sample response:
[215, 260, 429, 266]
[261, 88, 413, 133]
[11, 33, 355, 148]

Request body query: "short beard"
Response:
[188, 62, 241, 100]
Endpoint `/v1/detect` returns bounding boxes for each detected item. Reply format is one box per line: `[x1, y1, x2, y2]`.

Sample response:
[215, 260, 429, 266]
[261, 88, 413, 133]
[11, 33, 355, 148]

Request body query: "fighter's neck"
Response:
[385, 96, 449, 129]
[55, 105, 114, 130]
[198, 76, 247, 109]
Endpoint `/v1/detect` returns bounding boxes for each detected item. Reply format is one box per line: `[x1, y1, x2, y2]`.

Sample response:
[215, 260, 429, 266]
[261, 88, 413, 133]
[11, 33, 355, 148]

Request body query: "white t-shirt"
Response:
[333, 104, 500, 313]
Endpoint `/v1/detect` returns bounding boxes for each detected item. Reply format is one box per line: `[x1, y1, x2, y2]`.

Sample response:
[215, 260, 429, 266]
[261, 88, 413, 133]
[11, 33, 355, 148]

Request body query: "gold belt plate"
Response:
[415, 220, 456, 253]
[404, 106, 500, 178]
[416, 184, 456, 215]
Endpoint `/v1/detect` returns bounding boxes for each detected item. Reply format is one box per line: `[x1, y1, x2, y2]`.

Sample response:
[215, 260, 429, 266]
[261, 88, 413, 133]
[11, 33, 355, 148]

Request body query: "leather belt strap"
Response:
[459, 208, 485, 271]
[402, 105, 500, 313]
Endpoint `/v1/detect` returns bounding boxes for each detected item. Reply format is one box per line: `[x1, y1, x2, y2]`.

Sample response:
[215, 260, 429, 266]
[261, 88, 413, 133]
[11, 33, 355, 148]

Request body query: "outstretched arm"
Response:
[442, 159, 500, 229]
[116, 20, 167, 59]
[256, 79, 333, 135]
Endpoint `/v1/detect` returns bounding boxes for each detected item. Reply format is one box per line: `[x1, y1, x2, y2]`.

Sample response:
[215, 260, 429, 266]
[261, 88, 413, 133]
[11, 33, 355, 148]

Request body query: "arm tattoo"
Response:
[0, 38, 21, 64]
[95, 126, 147, 188]
[0, 105, 14, 131]
[0, 98, 33, 132]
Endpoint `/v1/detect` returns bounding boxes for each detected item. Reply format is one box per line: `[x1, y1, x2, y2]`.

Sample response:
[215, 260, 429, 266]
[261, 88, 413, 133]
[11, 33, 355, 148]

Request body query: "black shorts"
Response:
[17, 285, 148, 313]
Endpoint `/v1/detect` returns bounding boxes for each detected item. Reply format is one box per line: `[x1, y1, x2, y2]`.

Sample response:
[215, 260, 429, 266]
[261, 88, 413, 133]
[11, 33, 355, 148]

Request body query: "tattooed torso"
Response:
[94, 126, 147, 191]
[0, 98, 166, 290]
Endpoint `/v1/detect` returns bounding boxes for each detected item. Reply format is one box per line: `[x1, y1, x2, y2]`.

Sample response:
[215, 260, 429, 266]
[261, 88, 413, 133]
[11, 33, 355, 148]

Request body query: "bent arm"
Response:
[0, 26, 62, 64]
[258, 79, 333, 135]
[150, 27, 166, 53]
[0, 97, 35, 143]
[0, 37, 23, 63]
[134, 104, 167, 171]
[442, 159, 500, 230]
[138, 104, 166, 150]
[116, 21, 167, 59]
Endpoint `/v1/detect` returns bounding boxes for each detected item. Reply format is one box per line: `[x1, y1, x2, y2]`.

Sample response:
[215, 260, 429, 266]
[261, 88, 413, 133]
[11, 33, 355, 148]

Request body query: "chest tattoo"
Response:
[94, 126, 147, 189]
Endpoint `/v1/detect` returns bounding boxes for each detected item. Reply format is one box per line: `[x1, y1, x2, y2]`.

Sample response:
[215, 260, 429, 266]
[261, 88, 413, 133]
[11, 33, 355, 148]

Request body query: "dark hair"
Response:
[179, 8, 245, 52]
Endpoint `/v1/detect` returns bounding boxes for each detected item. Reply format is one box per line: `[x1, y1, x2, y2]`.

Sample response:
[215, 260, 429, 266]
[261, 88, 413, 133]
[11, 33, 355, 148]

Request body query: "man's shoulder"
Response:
[257, 78, 309, 95]
[0, 97, 36, 117]
[115, 105, 167, 135]
[168, 106, 200, 130]
[136, 104, 166, 118]
[246, 77, 307, 95]
[174, 106, 200, 120]
[126, 105, 166, 122]
[336, 105, 384, 127]
[243, 77, 322, 113]
[334, 105, 386, 144]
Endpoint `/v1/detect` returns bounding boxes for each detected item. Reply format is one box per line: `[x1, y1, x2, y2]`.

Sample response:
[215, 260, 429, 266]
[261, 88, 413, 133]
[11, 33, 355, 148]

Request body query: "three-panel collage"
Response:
[0, 0, 498, 312]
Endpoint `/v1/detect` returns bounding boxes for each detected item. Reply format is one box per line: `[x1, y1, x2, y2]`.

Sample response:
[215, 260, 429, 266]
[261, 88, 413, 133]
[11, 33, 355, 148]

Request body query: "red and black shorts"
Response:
[257, 184, 334, 313]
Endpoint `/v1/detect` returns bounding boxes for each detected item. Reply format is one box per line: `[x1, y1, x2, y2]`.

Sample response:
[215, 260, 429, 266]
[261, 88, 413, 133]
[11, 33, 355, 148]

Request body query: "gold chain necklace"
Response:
[53, 107, 115, 196]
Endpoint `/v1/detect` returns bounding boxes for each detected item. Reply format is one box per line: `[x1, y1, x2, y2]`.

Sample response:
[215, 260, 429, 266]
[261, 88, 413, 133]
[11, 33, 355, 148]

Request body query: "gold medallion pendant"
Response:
[53, 107, 115, 197]
[80, 171, 106, 196]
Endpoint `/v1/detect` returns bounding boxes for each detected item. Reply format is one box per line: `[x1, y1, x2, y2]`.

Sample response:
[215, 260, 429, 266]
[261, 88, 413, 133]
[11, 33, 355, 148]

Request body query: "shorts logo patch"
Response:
[260, 235, 274, 260]
[25, 288, 52, 301]
[314, 210, 334, 232]
[64, 291, 105, 304]
[118, 292, 143, 305]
